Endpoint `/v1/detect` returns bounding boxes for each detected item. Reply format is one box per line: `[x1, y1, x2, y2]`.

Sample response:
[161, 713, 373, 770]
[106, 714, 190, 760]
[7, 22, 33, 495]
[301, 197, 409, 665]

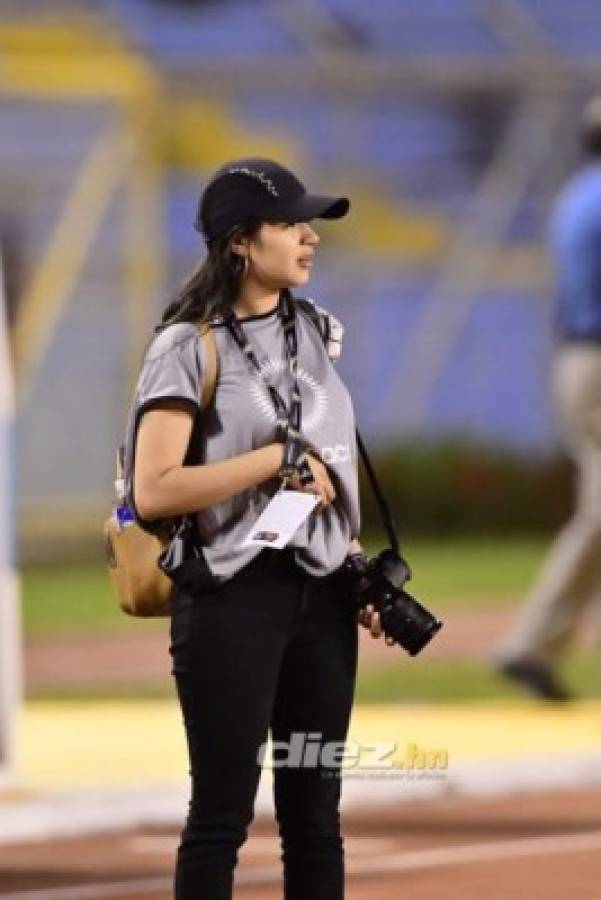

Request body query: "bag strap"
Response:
[197, 323, 218, 411]
[296, 298, 400, 555]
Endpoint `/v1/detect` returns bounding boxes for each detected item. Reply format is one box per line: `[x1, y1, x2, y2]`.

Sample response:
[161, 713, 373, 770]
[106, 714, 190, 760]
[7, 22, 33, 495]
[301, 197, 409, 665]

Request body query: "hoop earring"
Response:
[232, 250, 249, 280]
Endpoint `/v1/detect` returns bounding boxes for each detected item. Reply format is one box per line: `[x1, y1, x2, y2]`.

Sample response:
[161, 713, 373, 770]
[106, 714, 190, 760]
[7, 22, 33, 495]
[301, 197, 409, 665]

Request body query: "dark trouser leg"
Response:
[170, 552, 301, 900]
[271, 569, 358, 900]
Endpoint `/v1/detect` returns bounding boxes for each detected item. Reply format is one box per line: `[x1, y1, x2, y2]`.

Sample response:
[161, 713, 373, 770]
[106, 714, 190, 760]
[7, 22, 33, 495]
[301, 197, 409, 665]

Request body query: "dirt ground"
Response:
[1, 786, 601, 898]
[16, 608, 600, 898]
[25, 605, 518, 692]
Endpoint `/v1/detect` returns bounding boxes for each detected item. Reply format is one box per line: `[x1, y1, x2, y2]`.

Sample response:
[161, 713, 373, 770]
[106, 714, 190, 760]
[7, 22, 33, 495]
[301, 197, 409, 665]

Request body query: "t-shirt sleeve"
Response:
[135, 324, 204, 416]
[122, 325, 206, 533]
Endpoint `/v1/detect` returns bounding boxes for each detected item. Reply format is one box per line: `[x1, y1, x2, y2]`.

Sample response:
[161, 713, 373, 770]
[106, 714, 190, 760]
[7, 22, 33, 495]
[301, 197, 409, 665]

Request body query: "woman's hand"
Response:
[285, 451, 336, 509]
[358, 605, 396, 645]
[358, 604, 383, 640]
[344, 539, 393, 644]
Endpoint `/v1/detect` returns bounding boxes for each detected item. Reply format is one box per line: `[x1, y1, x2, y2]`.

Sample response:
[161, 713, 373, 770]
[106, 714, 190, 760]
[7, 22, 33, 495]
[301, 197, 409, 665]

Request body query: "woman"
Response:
[124, 158, 384, 899]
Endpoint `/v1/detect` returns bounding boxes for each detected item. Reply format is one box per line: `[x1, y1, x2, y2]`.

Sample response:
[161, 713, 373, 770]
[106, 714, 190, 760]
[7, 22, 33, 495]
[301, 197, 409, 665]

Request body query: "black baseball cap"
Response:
[195, 157, 350, 243]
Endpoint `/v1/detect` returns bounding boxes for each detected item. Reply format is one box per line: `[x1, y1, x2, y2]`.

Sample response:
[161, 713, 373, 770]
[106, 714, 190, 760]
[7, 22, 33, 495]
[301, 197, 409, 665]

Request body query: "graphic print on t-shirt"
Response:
[248, 357, 328, 432]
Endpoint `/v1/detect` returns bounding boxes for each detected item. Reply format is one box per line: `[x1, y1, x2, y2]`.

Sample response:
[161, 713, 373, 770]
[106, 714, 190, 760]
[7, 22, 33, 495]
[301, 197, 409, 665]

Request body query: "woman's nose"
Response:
[303, 222, 320, 245]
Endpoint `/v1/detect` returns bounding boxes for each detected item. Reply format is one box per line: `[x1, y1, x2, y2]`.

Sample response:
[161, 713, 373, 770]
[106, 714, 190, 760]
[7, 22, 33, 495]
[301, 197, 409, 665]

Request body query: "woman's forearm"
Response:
[136, 443, 285, 520]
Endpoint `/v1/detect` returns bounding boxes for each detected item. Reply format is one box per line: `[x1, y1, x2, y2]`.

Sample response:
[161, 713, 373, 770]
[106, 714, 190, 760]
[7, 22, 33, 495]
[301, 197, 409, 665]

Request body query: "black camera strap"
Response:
[294, 298, 402, 557]
[354, 429, 400, 557]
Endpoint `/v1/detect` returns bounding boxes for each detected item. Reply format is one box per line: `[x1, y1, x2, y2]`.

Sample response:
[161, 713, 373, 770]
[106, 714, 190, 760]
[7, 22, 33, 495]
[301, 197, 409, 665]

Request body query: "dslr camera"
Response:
[341, 548, 442, 656]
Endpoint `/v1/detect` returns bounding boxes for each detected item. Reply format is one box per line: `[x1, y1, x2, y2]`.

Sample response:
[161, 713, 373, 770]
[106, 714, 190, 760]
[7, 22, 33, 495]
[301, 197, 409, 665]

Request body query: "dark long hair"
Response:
[159, 220, 263, 328]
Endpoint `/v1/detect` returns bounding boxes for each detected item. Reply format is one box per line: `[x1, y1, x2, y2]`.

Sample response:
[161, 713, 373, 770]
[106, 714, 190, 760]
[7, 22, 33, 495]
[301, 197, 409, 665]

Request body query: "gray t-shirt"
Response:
[123, 297, 361, 581]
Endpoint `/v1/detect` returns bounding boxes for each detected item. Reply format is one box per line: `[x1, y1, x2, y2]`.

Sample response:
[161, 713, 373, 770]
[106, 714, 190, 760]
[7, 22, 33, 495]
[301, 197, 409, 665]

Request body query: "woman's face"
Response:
[242, 220, 320, 289]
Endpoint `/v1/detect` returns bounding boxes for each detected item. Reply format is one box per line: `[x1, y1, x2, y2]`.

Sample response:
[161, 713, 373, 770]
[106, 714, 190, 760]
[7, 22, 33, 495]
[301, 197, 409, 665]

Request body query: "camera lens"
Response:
[385, 589, 443, 656]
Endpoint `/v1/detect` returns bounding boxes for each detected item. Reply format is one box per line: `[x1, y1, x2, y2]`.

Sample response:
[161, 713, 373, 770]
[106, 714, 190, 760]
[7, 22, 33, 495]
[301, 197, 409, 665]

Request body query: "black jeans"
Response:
[169, 546, 358, 900]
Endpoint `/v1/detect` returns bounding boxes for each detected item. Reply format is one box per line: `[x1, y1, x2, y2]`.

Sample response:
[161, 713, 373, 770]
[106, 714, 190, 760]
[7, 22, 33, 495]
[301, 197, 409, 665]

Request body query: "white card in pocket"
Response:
[242, 488, 320, 550]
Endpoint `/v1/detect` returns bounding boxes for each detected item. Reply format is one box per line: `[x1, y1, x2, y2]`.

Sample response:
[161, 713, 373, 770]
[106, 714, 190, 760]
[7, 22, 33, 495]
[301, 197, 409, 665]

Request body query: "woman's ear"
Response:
[230, 235, 250, 257]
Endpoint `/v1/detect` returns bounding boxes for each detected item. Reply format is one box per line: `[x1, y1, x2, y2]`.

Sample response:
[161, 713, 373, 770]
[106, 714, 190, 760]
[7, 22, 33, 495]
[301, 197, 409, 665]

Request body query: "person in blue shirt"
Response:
[494, 96, 601, 701]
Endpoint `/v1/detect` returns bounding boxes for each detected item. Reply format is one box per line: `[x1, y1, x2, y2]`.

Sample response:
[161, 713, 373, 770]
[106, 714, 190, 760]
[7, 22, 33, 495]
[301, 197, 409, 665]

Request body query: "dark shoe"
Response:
[496, 659, 573, 702]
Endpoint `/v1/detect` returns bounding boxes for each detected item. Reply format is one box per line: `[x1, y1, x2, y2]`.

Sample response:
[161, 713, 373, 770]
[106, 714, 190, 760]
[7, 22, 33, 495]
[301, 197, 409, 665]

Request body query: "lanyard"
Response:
[223, 295, 406, 555]
[225, 292, 313, 484]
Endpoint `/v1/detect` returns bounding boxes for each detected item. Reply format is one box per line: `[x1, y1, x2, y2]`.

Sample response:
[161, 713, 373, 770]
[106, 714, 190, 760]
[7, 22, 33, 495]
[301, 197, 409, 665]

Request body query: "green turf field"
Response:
[26, 653, 599, 704]
[22, 535, 549, 637]
[355, 651, 600, 703]
[25, 534, 596, 704]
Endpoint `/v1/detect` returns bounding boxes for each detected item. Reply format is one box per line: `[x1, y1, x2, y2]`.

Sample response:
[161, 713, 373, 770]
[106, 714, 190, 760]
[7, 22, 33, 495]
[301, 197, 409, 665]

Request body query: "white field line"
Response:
[4, 829, 601, 899]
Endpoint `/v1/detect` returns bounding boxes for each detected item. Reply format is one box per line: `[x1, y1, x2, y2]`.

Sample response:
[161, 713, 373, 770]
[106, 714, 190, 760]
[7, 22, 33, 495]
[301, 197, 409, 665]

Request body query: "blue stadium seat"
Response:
[103, 0, 302, 59]
[429, 293, 555, 449]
